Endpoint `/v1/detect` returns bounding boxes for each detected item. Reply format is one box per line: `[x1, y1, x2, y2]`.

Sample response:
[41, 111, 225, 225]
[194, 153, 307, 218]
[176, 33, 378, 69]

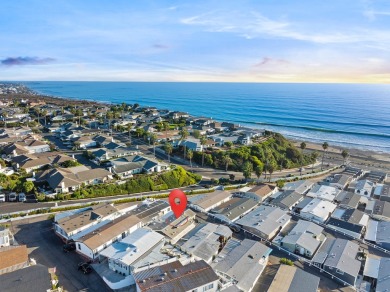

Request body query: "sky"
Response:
[0, 0, 390, 83]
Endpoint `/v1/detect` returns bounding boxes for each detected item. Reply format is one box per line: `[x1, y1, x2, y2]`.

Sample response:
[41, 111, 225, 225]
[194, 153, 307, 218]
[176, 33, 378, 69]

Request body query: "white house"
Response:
[300, 198, 337, 223]
[352, 179, 375, 197]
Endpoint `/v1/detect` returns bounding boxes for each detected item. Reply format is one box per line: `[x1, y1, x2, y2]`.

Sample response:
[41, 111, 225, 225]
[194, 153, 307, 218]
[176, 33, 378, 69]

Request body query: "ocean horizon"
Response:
[19, 81, 390, 153]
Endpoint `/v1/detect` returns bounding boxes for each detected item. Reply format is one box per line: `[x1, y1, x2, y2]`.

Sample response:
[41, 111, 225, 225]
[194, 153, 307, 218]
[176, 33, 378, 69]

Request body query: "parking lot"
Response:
[10, 216, 111, 292]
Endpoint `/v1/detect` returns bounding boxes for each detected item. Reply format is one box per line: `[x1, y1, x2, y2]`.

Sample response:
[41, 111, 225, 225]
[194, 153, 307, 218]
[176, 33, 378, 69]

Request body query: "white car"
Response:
[9, 192, 17, 202]
[0, 194, 5, 202]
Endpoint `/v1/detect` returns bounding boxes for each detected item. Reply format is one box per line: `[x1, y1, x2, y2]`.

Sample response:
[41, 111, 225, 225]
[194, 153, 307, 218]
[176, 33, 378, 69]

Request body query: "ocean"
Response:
[22, 81, 390, 153]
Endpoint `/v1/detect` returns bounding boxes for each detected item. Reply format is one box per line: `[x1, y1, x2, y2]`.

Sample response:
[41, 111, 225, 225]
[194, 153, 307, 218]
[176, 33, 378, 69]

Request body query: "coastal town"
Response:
[1, 82, 390, 292]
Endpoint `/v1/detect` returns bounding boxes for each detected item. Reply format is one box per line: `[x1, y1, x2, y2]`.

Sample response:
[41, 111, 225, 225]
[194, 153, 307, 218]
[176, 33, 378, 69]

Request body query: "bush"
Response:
[280, 258, 294, 266]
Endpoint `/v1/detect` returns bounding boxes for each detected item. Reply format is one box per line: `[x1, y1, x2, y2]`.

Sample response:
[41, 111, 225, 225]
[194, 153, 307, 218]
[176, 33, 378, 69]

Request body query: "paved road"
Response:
[11, 216, 111, 292]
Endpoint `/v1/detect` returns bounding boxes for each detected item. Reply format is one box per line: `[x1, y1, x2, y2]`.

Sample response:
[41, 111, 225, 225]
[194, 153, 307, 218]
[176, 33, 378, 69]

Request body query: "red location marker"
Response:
[169, 189, 187, 218]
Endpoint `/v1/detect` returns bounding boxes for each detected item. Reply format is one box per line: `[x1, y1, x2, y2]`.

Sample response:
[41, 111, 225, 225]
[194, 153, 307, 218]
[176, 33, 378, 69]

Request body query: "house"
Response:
[2, 139, 50, 157]
[76, 214, 143, 260]
[54, 203, 121, 241]
[373, 184, 390, 202]
[180, 223, 232, 263]
[99, 228, 173, 277]
[363, 255, 390, 292]
[365, 170, 388, 183]
[212, 239, 272, 292]
[327, 208, 369, 238]
[0, 245, 29, 275]
[109, 155, 169, 178]
[35, 167, 112, 193]
[92, 146, 140, 164]
[271, 190, 304, 210]
[365, 200, 390, 221]
[160, 209, 197, 244]
[343, 166, 365, 180]
[280, 220, 326, 258]
[0, 126, 32, 137]
[351, 179, 375, 197]
[306, 184, 340, 202]
[133, 260, 219, 292]
[268, 265, 320, 292]
[312, 238, 361, 286]
[71, 136, 97, 149]
[234, 184, 277, 202]
[189, 190, 232, 212]
[282, 180, 314, 195]
[0, 264, 52, 292]
[365, 220, 390, 250]
[12, 152, 75, 173]
[236, 205, 291, 240]
[323, 174, 352, 190]
[210, 197, 258, 223]
[335, 191, 365, 209]
[300, 198, 337, 223]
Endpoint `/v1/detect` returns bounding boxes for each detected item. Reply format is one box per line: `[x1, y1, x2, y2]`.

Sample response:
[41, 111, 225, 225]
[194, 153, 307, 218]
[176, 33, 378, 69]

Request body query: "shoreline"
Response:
[2, 83, 389, 168]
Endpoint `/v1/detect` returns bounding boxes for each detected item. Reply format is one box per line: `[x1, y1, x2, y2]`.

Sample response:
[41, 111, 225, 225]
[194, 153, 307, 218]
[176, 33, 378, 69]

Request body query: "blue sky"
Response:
[0, 0, 389, 82]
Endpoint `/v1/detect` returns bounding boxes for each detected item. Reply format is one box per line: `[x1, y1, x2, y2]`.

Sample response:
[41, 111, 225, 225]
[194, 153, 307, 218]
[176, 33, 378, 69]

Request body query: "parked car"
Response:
[0, 193, 5, 202]
[63, 242, 76, 253]
[18, 193, 26, 202]
[9, 192, 17, 202]
[78, 262, 92, 274]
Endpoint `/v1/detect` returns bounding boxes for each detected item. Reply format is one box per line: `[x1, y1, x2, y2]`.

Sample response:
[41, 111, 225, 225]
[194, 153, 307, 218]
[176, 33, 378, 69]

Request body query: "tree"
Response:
[163, 122, 170, 139]
[222, 155, 233, 172]
[187, 149, 194, 169]
[341, 149, 349, 165]
[242, 161, 253, 181]
[311, 151, 319, 170]
[268, 163, 275, 182]
[193, 129, 201, 139]
[200, 136, 207, 167]
[300, 142, 306, 176]
[224, 141, 233, 148]
[150, 133, 157, 157]
[22, 181, 34, 193]
[179, 128, 189, 158]
[136, 128, 145, 138]
[321, 142, 329, 170]
[255, 164, 263, 183]
[164, 142, 173, 163]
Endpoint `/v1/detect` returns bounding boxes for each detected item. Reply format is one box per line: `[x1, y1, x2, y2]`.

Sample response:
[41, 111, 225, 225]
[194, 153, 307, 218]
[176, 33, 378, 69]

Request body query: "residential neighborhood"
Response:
[0, 84, 390, 292]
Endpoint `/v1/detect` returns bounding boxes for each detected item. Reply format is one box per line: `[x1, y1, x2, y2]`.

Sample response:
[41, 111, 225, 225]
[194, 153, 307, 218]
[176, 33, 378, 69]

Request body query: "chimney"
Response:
[61, 181, 65, 190]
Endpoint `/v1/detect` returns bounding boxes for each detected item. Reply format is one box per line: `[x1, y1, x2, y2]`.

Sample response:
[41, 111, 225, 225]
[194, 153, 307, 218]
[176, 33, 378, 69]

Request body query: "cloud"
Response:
[1, 56, 55, 66]
[152, 44, 169, 49]
[254, 57, 289, 67]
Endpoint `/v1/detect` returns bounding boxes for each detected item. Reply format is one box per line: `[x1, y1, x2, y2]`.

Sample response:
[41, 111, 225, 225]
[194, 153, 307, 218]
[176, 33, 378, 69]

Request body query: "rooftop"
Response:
[0, 245, 28, 271]
[190, 190, 232, 211]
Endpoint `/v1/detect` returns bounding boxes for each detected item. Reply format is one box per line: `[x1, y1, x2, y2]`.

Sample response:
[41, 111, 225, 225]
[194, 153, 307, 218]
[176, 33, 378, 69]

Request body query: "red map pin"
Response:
[169, 189, 187, 218]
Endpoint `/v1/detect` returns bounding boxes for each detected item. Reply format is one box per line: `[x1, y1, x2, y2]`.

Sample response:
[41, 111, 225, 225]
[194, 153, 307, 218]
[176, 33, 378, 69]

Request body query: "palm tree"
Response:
[126, 124, 132, 143]
[300, 142, 306, 176]
[163, 122, 170, 140]
[150, 133, 157, 157]
[268, 163, 275, 182]
[179, 128, 189, 158]
[255, 164, 263, 183]
[341, 149, 349, 166]
[164, 142, 173, 163]
[187, 149, 194, 169]
[200, 136, 207, 167]
[321, 142, 329, 170]
[222, 155, 233, 172]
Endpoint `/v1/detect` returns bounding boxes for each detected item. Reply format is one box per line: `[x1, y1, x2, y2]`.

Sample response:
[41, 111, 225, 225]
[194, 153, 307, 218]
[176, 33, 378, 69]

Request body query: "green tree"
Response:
[192, 129, 201, 139]
[268, 163, 275, 182]
[255, 164, 263, 183]
[200, 136, 207, 167]
[242, 161, 253, 181]
[22, 181, 34, 193]
[179, 128, 189, 157]
[224, 141, 233, 148]
[222, 155, 232, 172]
[187, 149, 194, 169]
[341, 149, 349, 165]
[163, 122, 170, 139]
[164, 142, 173, 163]
[321, 142, 329, 170]
[136, 128, 145, 138]
[300, 142, 306, 176]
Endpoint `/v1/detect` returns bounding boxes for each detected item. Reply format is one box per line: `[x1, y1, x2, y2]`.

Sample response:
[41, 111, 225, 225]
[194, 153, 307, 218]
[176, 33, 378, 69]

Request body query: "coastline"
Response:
[2, 83, 389, 171]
